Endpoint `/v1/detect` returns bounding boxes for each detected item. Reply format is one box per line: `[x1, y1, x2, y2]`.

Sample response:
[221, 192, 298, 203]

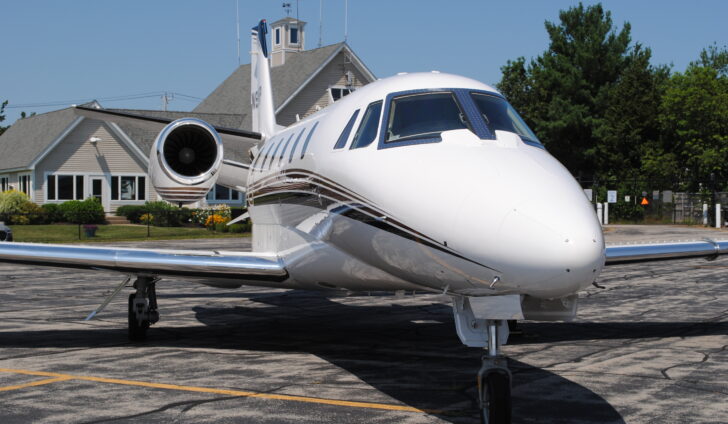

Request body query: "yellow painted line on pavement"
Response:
[0, 368, 435, 414]
[0, 376, 72, 392]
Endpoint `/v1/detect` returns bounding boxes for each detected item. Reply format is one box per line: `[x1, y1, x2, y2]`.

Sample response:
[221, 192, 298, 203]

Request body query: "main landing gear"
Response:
[128, 277, 159, 341]
[452, 297, 513, 424]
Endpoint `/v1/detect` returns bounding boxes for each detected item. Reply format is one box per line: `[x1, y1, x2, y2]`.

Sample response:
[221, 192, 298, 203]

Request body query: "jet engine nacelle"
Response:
[148, 118, 224, 204]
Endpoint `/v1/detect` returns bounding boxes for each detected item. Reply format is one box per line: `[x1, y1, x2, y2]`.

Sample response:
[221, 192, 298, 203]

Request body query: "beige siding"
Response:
[277, 51, 371, 126]
[33, 119, 159, 211]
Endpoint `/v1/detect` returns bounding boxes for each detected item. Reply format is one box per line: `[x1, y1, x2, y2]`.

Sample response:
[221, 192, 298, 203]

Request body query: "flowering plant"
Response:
[192, 204, 231, 226]
[140, 213, 154, 224]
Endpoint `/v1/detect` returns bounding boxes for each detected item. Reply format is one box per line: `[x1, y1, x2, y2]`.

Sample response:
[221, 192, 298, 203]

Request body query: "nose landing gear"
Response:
[128, 277, 159, 341]
[452, 297, 515, 424]
[477, 321, 512, 424]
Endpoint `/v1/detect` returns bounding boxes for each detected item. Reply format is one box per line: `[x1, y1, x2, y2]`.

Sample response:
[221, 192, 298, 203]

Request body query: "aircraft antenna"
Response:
[318, 0, 323, 48]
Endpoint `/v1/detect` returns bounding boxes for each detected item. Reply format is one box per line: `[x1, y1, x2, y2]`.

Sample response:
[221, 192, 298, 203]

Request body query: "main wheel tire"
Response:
[479, 372, 511, 424]
[128, 293, 149, 341]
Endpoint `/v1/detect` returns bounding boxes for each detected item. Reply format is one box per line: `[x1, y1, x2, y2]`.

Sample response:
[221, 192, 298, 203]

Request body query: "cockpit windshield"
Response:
[471, 93, 540, 144]
[385, 92, 467, 143]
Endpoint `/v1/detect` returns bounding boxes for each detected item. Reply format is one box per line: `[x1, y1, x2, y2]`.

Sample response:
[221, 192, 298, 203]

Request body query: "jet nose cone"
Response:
[495, 195, 605, 297]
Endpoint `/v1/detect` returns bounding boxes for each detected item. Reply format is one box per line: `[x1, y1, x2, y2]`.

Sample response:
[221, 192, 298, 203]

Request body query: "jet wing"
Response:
[0, 243, 287, 282]
[605, 239, 728, 265]
[74, 106, 263, 146]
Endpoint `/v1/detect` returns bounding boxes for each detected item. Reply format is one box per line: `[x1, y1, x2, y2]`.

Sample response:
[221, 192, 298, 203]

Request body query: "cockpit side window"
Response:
[334, 110, 360, 149]
[384, 92, 467, 143]
[470, 93, 540, 144]
[350, 101, 382, 149]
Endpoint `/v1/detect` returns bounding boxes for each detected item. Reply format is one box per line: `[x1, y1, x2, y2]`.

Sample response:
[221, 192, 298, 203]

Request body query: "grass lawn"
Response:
[10, 224, 249, 243]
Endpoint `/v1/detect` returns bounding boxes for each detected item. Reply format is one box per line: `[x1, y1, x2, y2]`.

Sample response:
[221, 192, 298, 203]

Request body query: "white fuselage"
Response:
[244, 72, 605, 299]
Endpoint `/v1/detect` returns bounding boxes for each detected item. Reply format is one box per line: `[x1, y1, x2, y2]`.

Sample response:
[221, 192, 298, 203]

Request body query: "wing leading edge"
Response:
[605, 239, 728, 265]
[0, 243, 287, 282]
[74, 106, 263, 146]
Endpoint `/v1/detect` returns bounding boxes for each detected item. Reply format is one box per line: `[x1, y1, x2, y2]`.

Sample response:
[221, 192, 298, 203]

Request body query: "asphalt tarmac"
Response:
[0, 225, 726, 423]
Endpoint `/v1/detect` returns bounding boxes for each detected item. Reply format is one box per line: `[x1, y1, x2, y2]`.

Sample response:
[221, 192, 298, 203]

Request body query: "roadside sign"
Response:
[607, 190, 617, 203]
[641, 197, 649, 206]
[625, 195, 631, 202]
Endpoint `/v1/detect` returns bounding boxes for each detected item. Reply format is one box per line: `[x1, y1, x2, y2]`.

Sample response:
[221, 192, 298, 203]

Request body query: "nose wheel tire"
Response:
[128, 293, 150, 341]
[479, 371, 511, 424]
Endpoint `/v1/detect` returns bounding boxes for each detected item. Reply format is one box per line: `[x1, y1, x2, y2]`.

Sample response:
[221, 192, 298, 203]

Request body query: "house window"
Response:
[290, 26, 299, 44]
[19, 175, 31, 196]
[111, 175, 146, 201]
[207, 184, 241, 202]
[47, 174, 84, 201]
[0, 176, 8, 192]
[275, 27, 281, 45]
[329, 87, 354, 102]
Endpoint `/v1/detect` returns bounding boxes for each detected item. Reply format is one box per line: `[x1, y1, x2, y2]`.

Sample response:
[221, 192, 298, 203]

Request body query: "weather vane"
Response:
[283, 2, 292, 17]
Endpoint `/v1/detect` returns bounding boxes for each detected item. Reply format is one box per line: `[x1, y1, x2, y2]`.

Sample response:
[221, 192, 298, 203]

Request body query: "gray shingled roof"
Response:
[0, 107, 78, 170]
[193, 42, 345, 128]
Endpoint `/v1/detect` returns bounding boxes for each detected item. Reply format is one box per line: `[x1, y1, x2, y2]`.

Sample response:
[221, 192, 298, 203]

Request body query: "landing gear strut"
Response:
[477, 320, 512, 424]
[128, 277, 159, 341]
[452, 297, 514, 424]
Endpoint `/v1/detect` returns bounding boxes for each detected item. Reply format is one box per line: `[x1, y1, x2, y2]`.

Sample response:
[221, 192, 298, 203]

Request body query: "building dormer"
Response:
[270, 17, 306, 67]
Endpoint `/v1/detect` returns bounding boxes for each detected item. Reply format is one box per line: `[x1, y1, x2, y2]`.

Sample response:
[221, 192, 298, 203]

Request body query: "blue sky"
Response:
[2, 0, 725, 125]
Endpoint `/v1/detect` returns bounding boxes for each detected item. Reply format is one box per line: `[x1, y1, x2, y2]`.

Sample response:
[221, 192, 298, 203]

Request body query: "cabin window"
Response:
[0, 176, 9, 192]
[280, 129, 303, 166]
[258, 138, 277, 172]
[351, 101, 382, 149]
[330, 87, 354, 102]
[275, 28, 281, 45]
[110, 175, 146, 201]
[300, 122, 320, 159]
[470, 93, 540, 143]
[384, 92, 467, 143]
[290, 26, 299, 44]
[334, 110, 360, 149]
[267, 135, 288, 170]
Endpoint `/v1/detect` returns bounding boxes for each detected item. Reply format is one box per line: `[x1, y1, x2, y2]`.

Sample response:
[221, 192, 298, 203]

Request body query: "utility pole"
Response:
[236, 0, 240, 65]
[161, 92, 174, 111]
[318, 0, 323, 48]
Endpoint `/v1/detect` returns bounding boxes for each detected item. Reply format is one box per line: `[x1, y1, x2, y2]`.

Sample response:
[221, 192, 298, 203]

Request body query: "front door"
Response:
[90, 177, 109, 212]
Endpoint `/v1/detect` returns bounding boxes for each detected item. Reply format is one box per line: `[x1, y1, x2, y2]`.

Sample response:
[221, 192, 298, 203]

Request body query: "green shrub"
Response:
[42, 203, 65, 223]
[116, 205, 146, 223]
[228, 223, 250, 233]
[0, 190, 45, 225]
[612, 202, 646, 222]
[58, 198, 105, 224]
[214, 222, 229, 233]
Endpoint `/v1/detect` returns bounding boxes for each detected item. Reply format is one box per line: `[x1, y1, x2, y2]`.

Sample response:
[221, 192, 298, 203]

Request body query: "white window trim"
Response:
[0, 175, 9, 192]
[18, 173, 32, 198]
[289, 25, 300, 45]
[43, 172, 148, 204]
[110, 173, 147, 204]
[328, 85, 355, 104]
[206, 184, 244, 205]
[44, 172, 86, 202]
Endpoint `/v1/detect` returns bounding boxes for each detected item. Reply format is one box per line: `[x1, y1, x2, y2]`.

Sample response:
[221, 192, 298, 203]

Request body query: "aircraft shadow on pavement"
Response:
[21, 292, 728, 422]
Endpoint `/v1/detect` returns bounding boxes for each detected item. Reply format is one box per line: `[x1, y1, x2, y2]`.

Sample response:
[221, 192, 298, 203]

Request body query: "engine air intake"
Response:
[163, 124, 218, 177]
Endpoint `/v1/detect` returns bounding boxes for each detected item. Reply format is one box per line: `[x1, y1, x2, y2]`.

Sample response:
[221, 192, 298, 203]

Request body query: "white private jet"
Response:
[1, 20, 726, 423]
